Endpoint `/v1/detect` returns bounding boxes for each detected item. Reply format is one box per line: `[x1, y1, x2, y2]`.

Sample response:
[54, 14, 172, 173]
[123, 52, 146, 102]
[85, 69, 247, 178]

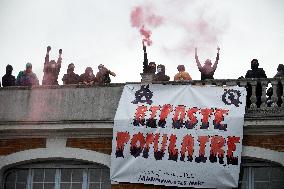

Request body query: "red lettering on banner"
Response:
[227, 136, 240, 165]
[115, 132, 130, 158]
[200, 108, 214, 129]
[154, 134, 168, 160]
[185, 107, 198, 129]
[195, 136, 209, 163]
[180, 135, 194, 162]
[142, 133, 155, 158]
[133, 105, 147, 126]
[213, 109, 229, 131]
[146, 106, 160, 128]
[115, 132, 241, 166]
[132, 104, 231, 130]
[172, 105, 186, 129]
[210, 136, 225, 164]
[168, 134, 179, 161]
[130, 132, 146, 157]
[158, 104, 173, 128]
[149, 106, 160, 119]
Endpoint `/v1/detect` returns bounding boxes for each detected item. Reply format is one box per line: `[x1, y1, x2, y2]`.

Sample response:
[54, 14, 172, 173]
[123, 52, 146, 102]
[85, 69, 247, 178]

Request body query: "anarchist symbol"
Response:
[131, 85, 153, 105]
[222, 89, 242, 107]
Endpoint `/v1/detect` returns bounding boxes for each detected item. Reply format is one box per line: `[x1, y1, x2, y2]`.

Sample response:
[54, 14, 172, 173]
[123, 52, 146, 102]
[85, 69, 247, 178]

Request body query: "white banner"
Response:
[111, 84, 246, 188]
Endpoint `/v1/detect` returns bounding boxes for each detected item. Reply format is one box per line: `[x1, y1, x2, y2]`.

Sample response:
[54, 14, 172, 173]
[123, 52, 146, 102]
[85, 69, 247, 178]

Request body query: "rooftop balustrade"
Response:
[0, 78, 283, 136]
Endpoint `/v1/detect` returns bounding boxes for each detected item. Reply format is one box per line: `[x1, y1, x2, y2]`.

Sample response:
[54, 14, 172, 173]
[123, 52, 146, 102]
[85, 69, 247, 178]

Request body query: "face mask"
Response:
[157, 68, 162, 73]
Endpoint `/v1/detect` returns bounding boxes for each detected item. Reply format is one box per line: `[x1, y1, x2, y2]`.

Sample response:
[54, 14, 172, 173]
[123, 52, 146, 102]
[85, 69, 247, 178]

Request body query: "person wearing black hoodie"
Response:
[153, 64, 170, 81]
[274, 64, 284, 78]
[245, 59, 267, 79]
[267, 64, 284, 107]
[2, 64, 16, 87]
[245, 59, 267, 107]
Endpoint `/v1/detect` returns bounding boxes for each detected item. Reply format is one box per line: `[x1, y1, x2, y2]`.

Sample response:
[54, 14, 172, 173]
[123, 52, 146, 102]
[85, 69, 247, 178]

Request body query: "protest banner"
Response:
[111, 84, 246, 188]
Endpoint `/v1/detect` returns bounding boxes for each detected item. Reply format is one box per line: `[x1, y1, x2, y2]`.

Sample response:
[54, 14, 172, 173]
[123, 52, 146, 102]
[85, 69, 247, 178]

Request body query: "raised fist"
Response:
[59, 49, 62, 54]
[217, 46, 220, 51]
[47, 46, 51, 52]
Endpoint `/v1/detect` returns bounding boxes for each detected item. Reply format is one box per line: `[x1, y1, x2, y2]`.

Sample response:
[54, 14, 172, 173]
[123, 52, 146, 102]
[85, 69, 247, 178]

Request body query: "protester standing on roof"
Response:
[153, 64, 170, 81]
[195, 47, 220, 80]
[96, 64, 116, 84]
[245, 59, 267, 78]
[244, 59, 267, 107]
[42, 46, 62, 85]
[62, 63, 80, 85]
[2, 64, 16, 87]
[16, 63, 39, 86]
[267, 64, 284, 107]
[274, 64, 284, 78]
[80, 67, 97, 85]
[174, 65, 192, 81]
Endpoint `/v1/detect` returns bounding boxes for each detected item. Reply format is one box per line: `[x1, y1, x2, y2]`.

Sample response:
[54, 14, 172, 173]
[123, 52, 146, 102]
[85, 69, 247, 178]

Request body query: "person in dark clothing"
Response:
[245, 59, 267, 108]
[80, 67, 97, 86]
[16, 63, 39, 86]
[145, 62, 156, 74]
[62, 63, 80, 85]
[274, 64, 284, 78]
[153, 64, 170, 81]
[274, 64, 284, 106]
[2, 64, 16, 87]
[267, 64, 284, 107]
[245, 59, 267, 78]
[42, 46, 62, 85]
[195, 47, 220, 80]
[96, 64, 116, 84]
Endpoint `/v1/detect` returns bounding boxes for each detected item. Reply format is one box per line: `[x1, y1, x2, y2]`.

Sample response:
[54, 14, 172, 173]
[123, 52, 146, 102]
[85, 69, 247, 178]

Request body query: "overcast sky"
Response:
[0, 0, 284, 84]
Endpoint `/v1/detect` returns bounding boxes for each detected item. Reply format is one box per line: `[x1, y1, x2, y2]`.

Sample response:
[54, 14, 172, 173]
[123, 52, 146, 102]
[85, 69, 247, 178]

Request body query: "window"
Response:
[238, 160, 284, 189]
[3, 161, 111, 189]
[4, 169, 29, 189]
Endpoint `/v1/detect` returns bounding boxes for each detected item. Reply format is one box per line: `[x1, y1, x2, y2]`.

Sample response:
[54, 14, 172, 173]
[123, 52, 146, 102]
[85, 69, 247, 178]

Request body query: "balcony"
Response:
[0, 78, 283, 137]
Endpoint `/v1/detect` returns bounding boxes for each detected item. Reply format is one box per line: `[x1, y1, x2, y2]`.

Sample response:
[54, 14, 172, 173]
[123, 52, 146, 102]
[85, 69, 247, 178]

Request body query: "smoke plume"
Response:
[130, 6, 163, 46]
[130, 0, 228, 55]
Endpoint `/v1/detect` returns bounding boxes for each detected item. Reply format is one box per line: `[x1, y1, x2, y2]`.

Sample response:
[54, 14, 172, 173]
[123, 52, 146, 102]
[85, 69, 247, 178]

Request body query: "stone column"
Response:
[260, 80, 268, 109]
[250, 80, 257, 109]
[270, 79, 279, 107]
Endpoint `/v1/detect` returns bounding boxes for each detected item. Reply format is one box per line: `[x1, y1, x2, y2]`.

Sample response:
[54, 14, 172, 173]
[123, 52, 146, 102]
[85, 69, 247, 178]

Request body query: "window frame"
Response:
[3, 162, 110, 189]
[238, 161, 284, 189]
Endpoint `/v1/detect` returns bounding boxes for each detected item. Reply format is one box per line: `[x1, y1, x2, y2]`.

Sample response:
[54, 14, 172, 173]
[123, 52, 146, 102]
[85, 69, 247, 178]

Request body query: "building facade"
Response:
[0, 79, 283, 189]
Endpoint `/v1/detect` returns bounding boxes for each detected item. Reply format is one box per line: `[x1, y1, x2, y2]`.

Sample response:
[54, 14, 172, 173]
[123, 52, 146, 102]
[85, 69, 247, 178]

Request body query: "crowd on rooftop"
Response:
[1, 45, 284, 108]
[1, 45, 284, 89]
[0, 46, 116, 87]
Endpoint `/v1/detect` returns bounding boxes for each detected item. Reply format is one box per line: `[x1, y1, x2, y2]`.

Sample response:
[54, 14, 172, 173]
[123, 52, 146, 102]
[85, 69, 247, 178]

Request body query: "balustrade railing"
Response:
[151, 78, 284, 110]
[1, 78, 284, 111]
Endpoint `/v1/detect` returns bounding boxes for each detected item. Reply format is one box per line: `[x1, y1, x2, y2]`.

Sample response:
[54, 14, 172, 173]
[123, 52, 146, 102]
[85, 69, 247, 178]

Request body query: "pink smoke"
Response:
[178, 16, 222, 55]
[139, 26, 152, 46]
[130, 6, 163, 46]
[130, 1, 228, 56]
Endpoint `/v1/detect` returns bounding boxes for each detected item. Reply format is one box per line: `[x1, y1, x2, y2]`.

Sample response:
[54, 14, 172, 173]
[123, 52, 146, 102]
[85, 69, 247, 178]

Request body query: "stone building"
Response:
[0, 78, 283, 189]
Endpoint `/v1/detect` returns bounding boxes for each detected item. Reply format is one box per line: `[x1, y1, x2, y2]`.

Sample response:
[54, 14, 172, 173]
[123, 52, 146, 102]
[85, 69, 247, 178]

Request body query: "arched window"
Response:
[237, 158, 284, 189]
[3, 160, 111, 189]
